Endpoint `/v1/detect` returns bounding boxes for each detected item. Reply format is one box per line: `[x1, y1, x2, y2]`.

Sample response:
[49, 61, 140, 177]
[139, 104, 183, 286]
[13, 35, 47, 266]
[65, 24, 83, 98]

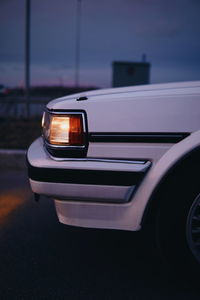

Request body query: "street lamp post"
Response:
[25, 0, 31, 119]
[75, 0, 82, 87]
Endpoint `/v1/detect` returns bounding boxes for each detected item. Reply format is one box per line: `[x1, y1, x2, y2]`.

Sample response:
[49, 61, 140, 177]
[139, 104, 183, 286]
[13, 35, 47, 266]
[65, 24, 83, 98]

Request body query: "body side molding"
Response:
[89, 132, 189, 143]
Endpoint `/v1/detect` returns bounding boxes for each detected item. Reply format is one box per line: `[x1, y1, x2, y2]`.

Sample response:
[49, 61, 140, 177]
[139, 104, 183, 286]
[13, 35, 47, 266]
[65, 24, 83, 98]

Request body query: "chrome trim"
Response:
[45, 110, 86, 132]
[44, 141, 86, 150]
[47, 153, 149, 165]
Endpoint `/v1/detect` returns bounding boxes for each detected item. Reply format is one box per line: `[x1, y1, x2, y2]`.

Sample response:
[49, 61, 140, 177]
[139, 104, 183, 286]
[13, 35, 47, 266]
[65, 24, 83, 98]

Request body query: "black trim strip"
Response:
[27, 161, 147, 186]
[89, 132, 190, 143]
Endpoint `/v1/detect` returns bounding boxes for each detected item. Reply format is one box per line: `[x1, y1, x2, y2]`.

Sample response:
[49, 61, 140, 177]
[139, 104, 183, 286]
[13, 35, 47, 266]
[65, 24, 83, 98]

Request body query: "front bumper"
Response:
[27, 137, 151, 230]
[27, 138, 151, 204]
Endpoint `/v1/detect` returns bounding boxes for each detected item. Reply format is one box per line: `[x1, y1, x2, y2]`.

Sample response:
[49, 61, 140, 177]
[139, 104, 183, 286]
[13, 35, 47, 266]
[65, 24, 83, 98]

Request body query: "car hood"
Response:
[47, 81, 200, 134]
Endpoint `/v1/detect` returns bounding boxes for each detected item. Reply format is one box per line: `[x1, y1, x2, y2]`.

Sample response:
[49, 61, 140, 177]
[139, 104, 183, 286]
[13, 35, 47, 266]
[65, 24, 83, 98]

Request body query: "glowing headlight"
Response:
[42, 112, 86, 149]
[49, 116, 70, 145]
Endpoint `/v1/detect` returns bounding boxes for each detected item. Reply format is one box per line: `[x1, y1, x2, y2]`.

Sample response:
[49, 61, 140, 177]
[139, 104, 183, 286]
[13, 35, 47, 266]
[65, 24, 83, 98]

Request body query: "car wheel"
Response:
[154, 176, 200, 274]
[186, 193, 200, 265]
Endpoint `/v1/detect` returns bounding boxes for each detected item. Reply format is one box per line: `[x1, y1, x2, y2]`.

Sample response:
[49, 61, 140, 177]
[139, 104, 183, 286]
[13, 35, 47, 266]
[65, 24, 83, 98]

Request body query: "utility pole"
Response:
[75, 0, 82, 87]
[25, 0, 31, 119]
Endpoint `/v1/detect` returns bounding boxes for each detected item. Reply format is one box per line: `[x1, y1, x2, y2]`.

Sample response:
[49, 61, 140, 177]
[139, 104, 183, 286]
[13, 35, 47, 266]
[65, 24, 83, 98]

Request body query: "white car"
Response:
[27, 81, 200, 270]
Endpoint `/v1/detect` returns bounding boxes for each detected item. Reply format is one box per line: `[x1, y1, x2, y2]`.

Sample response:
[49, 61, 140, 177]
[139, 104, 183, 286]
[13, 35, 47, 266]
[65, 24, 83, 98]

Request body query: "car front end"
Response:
[27, 81, 200, 231]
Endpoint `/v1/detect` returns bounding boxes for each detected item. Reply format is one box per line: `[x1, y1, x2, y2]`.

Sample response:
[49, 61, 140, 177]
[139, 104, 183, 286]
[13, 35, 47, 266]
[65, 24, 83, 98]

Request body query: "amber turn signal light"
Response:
[42, 113, 85, 146]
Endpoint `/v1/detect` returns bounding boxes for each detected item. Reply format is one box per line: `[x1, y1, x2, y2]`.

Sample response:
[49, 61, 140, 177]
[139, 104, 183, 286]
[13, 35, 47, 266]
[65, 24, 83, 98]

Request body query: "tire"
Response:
[186, 193, 200, 265]
[154, 172, 200, 274]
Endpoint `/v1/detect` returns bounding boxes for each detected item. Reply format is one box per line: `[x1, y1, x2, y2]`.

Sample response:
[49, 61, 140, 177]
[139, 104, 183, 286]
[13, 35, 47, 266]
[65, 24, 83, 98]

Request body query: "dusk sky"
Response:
[0, 0, 200, 88]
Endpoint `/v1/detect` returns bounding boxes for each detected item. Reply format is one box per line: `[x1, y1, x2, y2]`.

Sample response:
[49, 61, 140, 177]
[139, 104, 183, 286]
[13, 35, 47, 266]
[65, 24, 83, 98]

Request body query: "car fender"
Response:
[130, 129, 200, 230]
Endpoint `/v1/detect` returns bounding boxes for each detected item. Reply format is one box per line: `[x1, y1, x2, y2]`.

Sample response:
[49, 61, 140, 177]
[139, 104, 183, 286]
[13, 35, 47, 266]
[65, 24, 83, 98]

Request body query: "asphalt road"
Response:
[0, 170, 199, 299]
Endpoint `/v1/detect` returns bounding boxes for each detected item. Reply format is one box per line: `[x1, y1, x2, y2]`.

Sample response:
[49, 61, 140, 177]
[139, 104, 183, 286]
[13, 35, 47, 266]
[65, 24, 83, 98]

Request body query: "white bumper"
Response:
[27, 131, 200, 231]
[27, 138, 151, 231]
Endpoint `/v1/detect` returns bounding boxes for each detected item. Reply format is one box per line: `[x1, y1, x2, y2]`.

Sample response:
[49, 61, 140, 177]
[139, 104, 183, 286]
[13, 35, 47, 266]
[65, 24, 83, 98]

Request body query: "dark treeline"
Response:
[9, 86, 99, 98]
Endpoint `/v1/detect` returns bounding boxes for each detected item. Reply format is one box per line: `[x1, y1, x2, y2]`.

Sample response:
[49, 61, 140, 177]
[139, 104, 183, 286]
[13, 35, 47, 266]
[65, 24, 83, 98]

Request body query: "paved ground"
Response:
[0, 170, 199, 299]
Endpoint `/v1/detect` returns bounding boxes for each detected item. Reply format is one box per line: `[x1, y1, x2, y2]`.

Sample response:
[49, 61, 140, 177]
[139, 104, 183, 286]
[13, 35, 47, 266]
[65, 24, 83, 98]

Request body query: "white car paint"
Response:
[51, 131, 200, 231]
[28, 81, 200, 231]
[47, 84, 200, 133]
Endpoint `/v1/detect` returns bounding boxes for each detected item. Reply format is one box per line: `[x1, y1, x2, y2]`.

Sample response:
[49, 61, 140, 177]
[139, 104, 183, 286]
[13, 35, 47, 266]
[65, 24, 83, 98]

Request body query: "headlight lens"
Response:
[42, 112, 85, 146]
[49, 116, 70, 145]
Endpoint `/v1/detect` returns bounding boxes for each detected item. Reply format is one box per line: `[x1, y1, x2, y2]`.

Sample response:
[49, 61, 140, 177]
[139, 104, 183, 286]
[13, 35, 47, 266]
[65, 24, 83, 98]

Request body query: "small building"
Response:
[112, 61, 150, 87]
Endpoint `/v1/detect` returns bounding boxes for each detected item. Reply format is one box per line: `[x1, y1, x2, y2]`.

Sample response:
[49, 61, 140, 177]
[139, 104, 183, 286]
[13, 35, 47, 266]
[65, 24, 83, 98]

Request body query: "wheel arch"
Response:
[137, 130, 200, 229]
[141, 145, 200, 227]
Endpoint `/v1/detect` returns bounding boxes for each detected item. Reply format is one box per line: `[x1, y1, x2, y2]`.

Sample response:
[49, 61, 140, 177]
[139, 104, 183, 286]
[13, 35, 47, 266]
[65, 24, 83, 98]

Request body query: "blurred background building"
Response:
[112, 60, 150, 87]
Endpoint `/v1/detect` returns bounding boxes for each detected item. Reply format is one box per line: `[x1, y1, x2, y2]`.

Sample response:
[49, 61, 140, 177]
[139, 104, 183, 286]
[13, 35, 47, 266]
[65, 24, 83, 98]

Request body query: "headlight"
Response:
[42, 110, 88, 157]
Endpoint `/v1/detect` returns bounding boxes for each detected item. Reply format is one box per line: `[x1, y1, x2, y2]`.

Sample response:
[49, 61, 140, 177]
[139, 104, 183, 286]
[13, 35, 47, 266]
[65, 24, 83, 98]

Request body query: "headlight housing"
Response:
[42, 110, 88, 158]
